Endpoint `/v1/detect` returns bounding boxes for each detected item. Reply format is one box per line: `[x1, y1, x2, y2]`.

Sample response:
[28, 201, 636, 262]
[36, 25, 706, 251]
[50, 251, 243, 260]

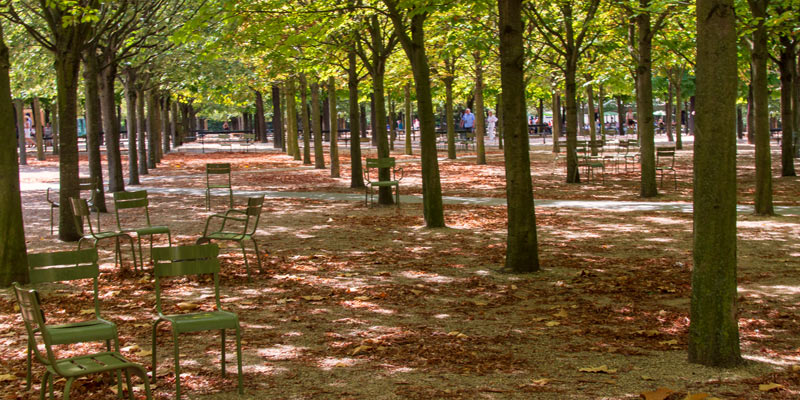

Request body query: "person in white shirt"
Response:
[486, 110, 498, 140]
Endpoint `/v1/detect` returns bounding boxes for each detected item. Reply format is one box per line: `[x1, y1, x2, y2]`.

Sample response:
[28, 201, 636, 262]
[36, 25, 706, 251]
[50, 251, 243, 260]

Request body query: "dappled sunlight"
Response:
[258, 344, 307, 361]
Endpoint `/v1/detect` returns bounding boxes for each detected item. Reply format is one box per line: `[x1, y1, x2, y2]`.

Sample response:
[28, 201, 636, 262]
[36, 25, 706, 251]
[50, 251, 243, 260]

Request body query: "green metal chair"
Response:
[363, 158, 403, 207]
[71, 197, 137, 271]
[197, 195, 265, 280]
[240, 133, 255, 152]
[217, 133, 232, 152]
[113, 190, 172, 271]
[150, 244, 243, 398]
[13, 283, 152, 400]
[205, 163, 233, 210]
[656, 146, 677, 189]
[47, 177, 99, 235]
[24, 248, 117, 392]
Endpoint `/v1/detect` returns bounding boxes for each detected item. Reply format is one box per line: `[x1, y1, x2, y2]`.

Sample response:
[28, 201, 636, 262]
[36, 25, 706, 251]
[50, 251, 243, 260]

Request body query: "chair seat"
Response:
[52, 351, 138, 377]
[50, 201, 59, 207]
[48, 319, 117, 345]
[208, 184, 231, 189]
[161, 310, 239, 333]
[88, 231, 128, 240]
[124, 226, 170, 236]
[204, 232, 249, 241]
[368, 180, 400, 187]
[656, 166, 674, 170]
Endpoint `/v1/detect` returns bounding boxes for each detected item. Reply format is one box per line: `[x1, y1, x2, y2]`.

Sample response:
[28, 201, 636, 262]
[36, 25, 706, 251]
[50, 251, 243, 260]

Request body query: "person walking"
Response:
[486, 110, 498, 140]
[460, 108, 475, 139]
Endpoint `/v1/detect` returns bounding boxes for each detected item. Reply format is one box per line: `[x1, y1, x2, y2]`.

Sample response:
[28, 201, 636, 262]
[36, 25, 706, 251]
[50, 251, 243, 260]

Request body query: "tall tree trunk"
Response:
[84, 52, 107, 211]
[498, 0, 539, 273]
[272, 85, 283, 147]
[161, 95, 170, 155]
[0, 24, 28, 285]
[255, 90, 266, 143]
[136, 87, 147, 175]
[444, 77, 456, 159]
[99, 61, 123, 193]
[51, 106, 59, 155]
[147, 90, 159, 169]
[616, 95, 625, 138]
[748, 0, 774, 215]
[311, 82, 325, 169]
[171, 100, 179, 147]
[299, 74, 311, 164]
[795, 51, 800, 158]
[777, 35, 796, 176]
[747, 82, 755, 144]
[32, 98, 45, 160]
[690, 0, 741, 367]
[14, 99, 25, 166]
[636, 0, 658, 197]
[123, 71, 138, 185]
[497, 93, 504, 149]
[474, 51, 486, 165]
[565, 60, 580, 183]
[404, 83, 412, 155]
[329, 77, 340, 178]
[552, 91, 561, 153]
[286, 78, 300, 160]
[55, 49, 82, 241]
[675, 69, 683, 149]
[322, 96, 330, 139]
[737, 106, 744, 140]
[389, 9, 445, 227]
[347, 49, 364, 188]
[665, 81, 674, 142]
[389, 92, 396, 151]
[598, 85, 605, 142]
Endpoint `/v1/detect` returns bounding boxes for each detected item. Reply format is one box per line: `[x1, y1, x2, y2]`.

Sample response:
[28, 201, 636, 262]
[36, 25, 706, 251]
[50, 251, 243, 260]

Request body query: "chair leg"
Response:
[239, 241, 251, 281]
[64, 377, 74, 400]
[50, 206, 54, 236]
[172, 331, 181, 398]
[114, 237, 122, 270]
[25, 340, 32, 391]
[137, 236, 144, 270]
[221, 329, 227, 377]
[150, 319, 164, 383]
[125, 235, 138, 272]
[251, 238, 263, 272]
[129, 365, 152, 400]
[235, 327, 243, 395]
[121, 368, 131, 399]
[39, 370, 49, 400]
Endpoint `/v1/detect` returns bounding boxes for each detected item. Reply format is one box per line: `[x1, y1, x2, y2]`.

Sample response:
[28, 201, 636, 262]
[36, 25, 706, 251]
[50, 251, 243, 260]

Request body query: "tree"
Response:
[311, 81, 325, 169]
[329, 76, 340, 177]
[689, 0, 741, 367]
[0, 21, 28, 286]
[747, 0, 774, 215]
[498, 0, 539, 273]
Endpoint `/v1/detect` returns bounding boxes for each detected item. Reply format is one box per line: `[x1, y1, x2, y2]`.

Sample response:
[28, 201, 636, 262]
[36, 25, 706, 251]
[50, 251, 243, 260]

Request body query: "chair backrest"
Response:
[13, 284, 58, 367]
[27, 248, 102, 319]
[243, 133, 255, 142]
[366, 157, 396, 169]
[113, 190, 152, 229]
[151, 244, 222, 314]
[656, 146, 676, 167]
[70, 197, 95, 236]
[242, 195, 265, 235]
[207, 163, 232, 187]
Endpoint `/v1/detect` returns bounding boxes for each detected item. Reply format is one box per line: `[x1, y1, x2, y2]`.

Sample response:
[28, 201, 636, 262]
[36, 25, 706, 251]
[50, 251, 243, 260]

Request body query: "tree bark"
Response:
[329, 77, 340, 178]
[777, 35, 796, 176]
[474, 51, 486, 165]
[498, 0, 539, 273]
[675, 68, 683, 149]
[123, 70, 139, 185]
[347, 49, 364, 188]
[99, 59, 123, 193]
[14, 99, 25, 166]
[286, 78, 300, 160]
[404, 83, 412, 155]
[311, 81, 325, 169]
[747, 82, 755, 144]
[83, 52, 107, 212]
[552, 91, 561, 153]
[444, 77, 456, 159]
[161, 95, 170, 155]
[0, 24, 28, 285]
[32, 98, 44, 160]
[665, 81, 673, 142]
[147, 90, 159, 169]
[272, 85, 283, 147]
[598, 85, 605, 142]
[586, 81, 597, 155]
[636, 0, 658, 197]
[299, 74, 311, 164]
[565, 60, 580, 183]
[748, 0, 774, 215]
[55, 49, 82, 241]
[616, 95, 625, 138]
[136, 87, 148, 176]
[255, 90, 266, 143]
[690, 0, 741, 367]
[171, 99, 179, 147]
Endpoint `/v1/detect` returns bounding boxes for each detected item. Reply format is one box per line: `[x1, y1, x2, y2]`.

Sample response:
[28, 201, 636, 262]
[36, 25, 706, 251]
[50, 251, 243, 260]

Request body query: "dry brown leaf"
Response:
[447, 331, 469, 339]
[531, 317, 547, 322]
[135, 349, 152, 358]
[639, 387, 674, 400]
[641, 375, 655, 381]
[579, 365, 617, 374]
[177, 302, 199, 311]
[353, 296, 370, 301]
[530, 378, 550, 385]
[545, 321, 561, 327]
[472, 300, 489, 306]
[659, 339, 678, 345]
[635, 330, 660, 337]
[758, 383, 783, 392]
[351, 345, 371, 356]
[301, 295, 324, 301]
[553, 310, 568, 318]
[410, 290, 423, 296]
[79, 308, 95, 315]
[684, 393, 712, 400]
[0, 374, 16, 382]
[792, 365, 800, 372]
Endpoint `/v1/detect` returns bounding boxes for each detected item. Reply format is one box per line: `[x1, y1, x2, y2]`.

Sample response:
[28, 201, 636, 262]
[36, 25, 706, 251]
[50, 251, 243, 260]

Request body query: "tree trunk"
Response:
[747, 83, 755, 144]
[665, 81, 674, 142]
[389, 93, 396, 151]
[474, 51, 486, 165]
[55, 49, 82, 241]
[616, 95, 625, 137]
[322, 96, 330, 140]
[83, 52, 107, 213]
[147, 90, 159, 169]
[14, 99, 25, 166]
[749, 0, 774, 215]
[552, 91, 561, 153]
[690, 0, 741, 367]
[124, 71, 139, 185]
[497, 93, 504, 149]
[736, 106, 744, 140]
[32, 98, 45, 160]
[390, 9, 445, 227]
[255, 90, 266, 143]
[286, 78, 300, 160]
[404, 83, 412, 155]
[636, 0, 657, 197]
[498, 0, 539, 273]
[0, 24, 28, 285]
[586, 82, 597, 155]
[272, 85, 283, 147]
[51, 105, 59, 155]
[299, 74, 311, 164]
[347, 49, 364, 188]
[171, 100, 179, 147]
[311, 82, 325, 169]
[329, 77, 340, 178]
[675, 69, 683, 149]
[444, 77, 456, 159]
[99, 61, 123, 193]
[161, 95, 170, 155]
[565, 61, 580, 183]
[136, 87, 147, 175]
[777, 35, 796, 176]
[598, 85, 605, 142]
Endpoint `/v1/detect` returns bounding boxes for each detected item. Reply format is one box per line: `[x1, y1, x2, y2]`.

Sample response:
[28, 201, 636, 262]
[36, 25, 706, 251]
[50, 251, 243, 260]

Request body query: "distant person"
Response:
[626, 110, 635, 128]
[486, 110, 498, 140]
[222, 121, 230, 131]
[413, 118, 420, 131]
[460, 108, 475, 139]
[24, 114, 35, 147]
[397, 119, 403, 130]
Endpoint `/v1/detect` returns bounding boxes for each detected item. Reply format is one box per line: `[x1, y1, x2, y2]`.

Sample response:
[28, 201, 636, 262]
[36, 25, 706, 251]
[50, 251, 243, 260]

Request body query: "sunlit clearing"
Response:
[743, 354, 799, 366]
[341, 300, 396, 314]
[434, 314, 450, 319]
[642, 216, 686, 225]
[645, 237, 675, 243]
[399, 270, 455, 284]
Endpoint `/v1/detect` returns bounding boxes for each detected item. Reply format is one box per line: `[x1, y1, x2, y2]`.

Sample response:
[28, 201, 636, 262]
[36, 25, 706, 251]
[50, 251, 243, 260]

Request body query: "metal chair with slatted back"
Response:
[197, 195, 265, 280]
[656, 146, 677, 189]
[12, 283, 152, 400]
[47, 177, 99, 235]
[150, 244, 243, 398]
[71, 197, 137, 271]
[205, 163, 233, 210]
[113, 190, 172, 271]
[363, 157, 403, 207]
[24, 248, 117, 392]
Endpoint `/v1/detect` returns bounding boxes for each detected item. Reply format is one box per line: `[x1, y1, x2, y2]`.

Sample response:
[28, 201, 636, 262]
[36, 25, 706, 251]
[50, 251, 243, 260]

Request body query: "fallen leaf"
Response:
[135, 349, 152, 358]
[472, 300, 489, 306]
[301, 295, 324, 301]
[447, 331, 469, 339]
[531, 317, 547, 322]
[353, 296, 371, 301]
[530, 378, 550, 385]
[0, 374, 16, 382]
[351, 345, 371, 356]
[553, 310, 568, 318]
[579, 365, 617, 374]
[377, 271, 391, 277]
[791, 365, 800, 372]
[659, 339, 678, 345]
[635, 330, 660, 337]
[639, 387, 674, 400]
[545, 321, 560, 327]
[684, 393, 713, 400]
[176, 302, 199, 311]
[758, 383, 783, 392]
[79, 309, 95, 315]
[641, 375, 655, 381]
[409, 290, 423, 296]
